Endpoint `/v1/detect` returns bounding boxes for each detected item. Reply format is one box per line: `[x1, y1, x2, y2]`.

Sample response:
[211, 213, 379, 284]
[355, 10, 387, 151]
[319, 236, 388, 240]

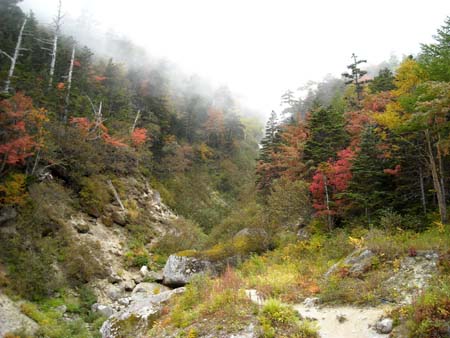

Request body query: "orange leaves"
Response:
[0, 93, 43, 167]
[93, 75, 107, 82]
[57, 82, 65, 90]
[70, 118, 147, 149]
[102, 133, 127, 147]
[384, 165, 401, 176]
[131, 128, 147, 147]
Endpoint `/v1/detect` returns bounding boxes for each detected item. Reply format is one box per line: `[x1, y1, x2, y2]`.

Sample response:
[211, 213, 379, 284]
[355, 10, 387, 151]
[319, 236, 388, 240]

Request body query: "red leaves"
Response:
[102, 133, 127, 147]
[384, 164, 401, 176]
[57, 82, 65, 90]
[131, 128, 147, 147]
[93, 75, 107, 82]
[73, 60, 81, 67]
[310, 148, 355, 216]
[70, 118, 146, 149]
[0, 93, 41, 167]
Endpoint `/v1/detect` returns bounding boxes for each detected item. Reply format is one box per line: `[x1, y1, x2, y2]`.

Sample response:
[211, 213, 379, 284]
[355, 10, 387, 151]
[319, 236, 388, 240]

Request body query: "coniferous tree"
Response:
[347, 125, 394, 222]
[342, 53, 369, 103]
[304, 106, 348, 166]
[369, 68, 396, 93]
[420, 16, 450, 82]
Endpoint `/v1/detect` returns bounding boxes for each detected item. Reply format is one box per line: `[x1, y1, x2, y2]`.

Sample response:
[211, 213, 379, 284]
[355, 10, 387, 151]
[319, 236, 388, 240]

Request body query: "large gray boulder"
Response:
[100, 287, 185, 338]
[163, 254, 214, 287]
[325, 248, 375, 277]
[0, 292, 39, 337]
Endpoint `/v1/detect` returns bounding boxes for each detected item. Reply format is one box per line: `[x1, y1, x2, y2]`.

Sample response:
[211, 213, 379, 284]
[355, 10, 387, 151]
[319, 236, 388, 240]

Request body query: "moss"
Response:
[176, 250, 199, 257]
[109, 313, 160, 338]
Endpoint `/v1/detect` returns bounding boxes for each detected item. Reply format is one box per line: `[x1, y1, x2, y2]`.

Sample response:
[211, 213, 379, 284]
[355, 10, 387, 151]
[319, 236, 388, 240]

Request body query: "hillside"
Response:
[1, 1, 450, 338]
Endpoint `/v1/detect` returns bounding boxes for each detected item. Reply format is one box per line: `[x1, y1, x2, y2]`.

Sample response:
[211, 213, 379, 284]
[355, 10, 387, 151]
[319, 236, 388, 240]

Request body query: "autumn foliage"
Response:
[0, 93, 46, 169]
[310, 148, 355, 217]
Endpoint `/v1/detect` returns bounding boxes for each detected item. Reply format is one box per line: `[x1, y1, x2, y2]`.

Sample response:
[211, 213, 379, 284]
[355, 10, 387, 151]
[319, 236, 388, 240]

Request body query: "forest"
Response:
[0, 0, 450, 337]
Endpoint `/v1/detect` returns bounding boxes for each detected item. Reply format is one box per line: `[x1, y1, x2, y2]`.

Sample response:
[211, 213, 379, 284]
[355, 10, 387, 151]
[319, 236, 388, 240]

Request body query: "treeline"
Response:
[257, 17, 450, 230]
[0, 0, 261, 231]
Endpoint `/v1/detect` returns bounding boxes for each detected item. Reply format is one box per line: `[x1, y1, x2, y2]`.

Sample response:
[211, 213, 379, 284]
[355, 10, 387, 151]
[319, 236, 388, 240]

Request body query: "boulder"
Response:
[325, 248, 375, 277]
[0, 292, 39, 337]
[92, 303, 115, 318]
[112, 210, 127, 226]
[302, 297, 320, 308]
[100, 288, 185, 338]
[132, 282, 170, 296]
[163, 254, 214, 287]
[375, 318, 393, 334]
[70, 215, 90, 233]
[121, 279, 135, 292]
[140, 266, 164, 282]
[106, 284, 123, 301]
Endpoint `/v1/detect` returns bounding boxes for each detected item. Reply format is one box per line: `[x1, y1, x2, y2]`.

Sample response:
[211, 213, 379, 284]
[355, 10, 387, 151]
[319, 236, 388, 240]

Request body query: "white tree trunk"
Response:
[48, 0, 63, 88]
[1, 18, 27, 93]
[63, 46, 75, 123]
[130, 110, 141, 134]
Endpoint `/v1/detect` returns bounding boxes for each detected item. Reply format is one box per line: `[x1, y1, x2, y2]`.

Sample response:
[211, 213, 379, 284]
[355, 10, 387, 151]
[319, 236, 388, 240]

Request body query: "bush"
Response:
[405, 277, 450, 337]
[79, 175, 111, 217]
[259, 299, 318, 338]
[154, 218, 207, 256]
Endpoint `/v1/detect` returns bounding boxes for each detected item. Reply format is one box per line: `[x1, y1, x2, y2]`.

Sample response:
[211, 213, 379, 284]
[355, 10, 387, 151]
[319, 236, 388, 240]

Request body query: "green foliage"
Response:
[79, 175, 111, 217]
[347, 125, 394, 220]
[154, 217, 207, 257]
[420, 16, 450, 82]
[304, 106, 348, 166]
[259, 299, 318, 338]
[267, 178, 311, 228]
[369, 68, 396, 93]
[404, 277, 450, 337]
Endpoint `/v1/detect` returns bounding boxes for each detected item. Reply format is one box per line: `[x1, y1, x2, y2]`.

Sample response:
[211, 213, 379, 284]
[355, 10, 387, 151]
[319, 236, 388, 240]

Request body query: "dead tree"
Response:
[0, 18, 28, 93]
[130, 110, 141, 134]
[38, 0, 63, 88]
[63, 46, 75, 123]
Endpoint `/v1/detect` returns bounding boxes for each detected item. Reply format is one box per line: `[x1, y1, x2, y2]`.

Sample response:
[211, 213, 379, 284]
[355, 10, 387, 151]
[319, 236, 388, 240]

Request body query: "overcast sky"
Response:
[20, 0, 450, 116]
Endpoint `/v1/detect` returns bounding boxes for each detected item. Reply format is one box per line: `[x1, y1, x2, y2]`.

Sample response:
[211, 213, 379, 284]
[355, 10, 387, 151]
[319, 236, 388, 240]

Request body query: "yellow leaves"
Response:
[373, 109, 404, 130]
[348, 236, 365, 249]
[393, 258, 401, 272]
[393, 58, 427, 97]
[198, 142, 213, 161]
[0, 173, 28, 206]
[433, 220, 446, 234]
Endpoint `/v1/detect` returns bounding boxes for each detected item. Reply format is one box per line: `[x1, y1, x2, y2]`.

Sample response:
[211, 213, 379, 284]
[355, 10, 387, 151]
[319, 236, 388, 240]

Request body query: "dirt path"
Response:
[293, 304, 391, 338]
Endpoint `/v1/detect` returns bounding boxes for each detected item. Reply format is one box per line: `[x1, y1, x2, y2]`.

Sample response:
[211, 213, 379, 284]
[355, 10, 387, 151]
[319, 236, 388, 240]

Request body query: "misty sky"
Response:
[21, 0, 450, 116]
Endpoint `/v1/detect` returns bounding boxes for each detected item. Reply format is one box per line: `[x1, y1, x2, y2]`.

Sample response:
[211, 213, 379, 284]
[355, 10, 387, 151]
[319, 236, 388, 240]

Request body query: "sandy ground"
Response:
[294, 304, 391, 338]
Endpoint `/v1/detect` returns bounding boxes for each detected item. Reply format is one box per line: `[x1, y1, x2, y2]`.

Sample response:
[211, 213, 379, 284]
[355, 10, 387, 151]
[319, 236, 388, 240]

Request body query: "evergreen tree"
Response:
[259, 110, 281, 162]
[342, 53, 369, 103]
[304, 106, 348, 166]
[347, 125, 395, 222]
[369, 68, 396, 93]
[420, 16, 450, 82]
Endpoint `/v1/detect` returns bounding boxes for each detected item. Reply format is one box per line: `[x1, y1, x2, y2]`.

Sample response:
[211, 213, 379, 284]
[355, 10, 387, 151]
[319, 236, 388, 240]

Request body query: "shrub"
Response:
[79, 175, 111, 217]
[154, 218, 207, 256]
[405, 277, 450, 337]
[259, 299, 318, 338]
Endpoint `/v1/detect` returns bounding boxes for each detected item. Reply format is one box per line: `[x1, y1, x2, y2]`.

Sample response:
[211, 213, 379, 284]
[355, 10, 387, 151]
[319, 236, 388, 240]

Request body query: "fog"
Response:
[20, 0, 450, 117]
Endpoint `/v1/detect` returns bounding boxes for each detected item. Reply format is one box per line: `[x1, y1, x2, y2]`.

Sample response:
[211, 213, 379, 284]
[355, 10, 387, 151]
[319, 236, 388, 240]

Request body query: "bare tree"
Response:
[0, 18, 28, 93]
[63, 46, 75, 123]
[38, 0, 63, 88]
[130, 110, 141, 134]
